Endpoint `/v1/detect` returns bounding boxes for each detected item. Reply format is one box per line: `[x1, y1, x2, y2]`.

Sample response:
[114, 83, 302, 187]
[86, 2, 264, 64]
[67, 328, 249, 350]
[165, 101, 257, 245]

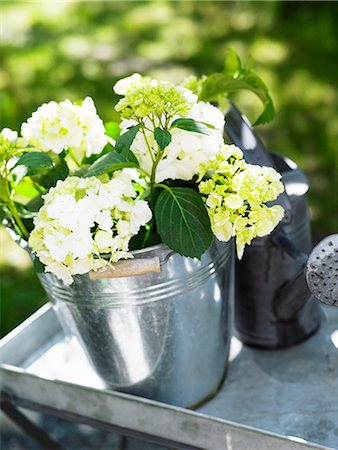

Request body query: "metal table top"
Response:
[0, 303, 337, 450]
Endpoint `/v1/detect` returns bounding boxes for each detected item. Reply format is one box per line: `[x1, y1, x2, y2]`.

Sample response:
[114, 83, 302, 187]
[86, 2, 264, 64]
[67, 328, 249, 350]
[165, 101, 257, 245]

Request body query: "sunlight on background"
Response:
[1, 1, 337, 334]
[0, 228, 32, 270]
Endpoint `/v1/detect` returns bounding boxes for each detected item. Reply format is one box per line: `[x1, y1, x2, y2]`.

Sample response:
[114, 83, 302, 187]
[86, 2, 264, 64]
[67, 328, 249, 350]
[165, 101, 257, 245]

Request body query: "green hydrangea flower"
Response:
[114, 75, 197, 123]
[198, 145, 285, 258]
[0, 128, 26, 175]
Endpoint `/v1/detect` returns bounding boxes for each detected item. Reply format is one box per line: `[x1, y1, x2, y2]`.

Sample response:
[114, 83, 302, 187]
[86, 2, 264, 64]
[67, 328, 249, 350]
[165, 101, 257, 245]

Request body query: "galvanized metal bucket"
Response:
[38, 239, 233, 408]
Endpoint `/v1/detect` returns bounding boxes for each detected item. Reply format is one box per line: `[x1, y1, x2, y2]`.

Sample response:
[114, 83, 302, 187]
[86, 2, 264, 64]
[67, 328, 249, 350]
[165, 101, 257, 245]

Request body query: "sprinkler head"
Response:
[306, 234, 338, 306]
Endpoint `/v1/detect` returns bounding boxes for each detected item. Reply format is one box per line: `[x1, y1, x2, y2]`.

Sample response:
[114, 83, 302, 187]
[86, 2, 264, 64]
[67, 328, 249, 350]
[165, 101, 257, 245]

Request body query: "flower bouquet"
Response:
[1, 50, 284, 285]
[0, 50, 285, 405]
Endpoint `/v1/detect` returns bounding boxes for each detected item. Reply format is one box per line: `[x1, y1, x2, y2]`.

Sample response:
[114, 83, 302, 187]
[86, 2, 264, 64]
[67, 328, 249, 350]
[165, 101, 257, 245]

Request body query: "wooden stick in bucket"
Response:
[89, 257, 161, 280]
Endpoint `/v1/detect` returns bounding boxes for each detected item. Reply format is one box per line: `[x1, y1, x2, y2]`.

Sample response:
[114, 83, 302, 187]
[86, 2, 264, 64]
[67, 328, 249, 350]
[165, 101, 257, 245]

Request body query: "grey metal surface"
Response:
[1, 303, 338, 449]
[0, 369, 330, 450]
[0, 304, 60, 367]
[200, 305, 338, 449]
[37, 240, 233, 408]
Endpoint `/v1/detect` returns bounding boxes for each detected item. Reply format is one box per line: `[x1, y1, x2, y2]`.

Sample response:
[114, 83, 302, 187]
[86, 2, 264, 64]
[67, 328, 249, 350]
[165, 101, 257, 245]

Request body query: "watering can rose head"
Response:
[0, 53, 285, 285]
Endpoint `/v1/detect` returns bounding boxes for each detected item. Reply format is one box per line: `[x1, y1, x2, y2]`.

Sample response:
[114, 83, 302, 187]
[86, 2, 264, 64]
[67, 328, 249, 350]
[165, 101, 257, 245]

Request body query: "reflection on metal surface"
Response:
[288, 436, 308, 444]
[330, 330, 338, 349]
[229, 336, 243, 362]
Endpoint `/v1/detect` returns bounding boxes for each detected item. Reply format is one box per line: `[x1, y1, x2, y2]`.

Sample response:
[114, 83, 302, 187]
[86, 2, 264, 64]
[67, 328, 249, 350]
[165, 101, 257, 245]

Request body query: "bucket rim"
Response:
[131, 242, 169, 257]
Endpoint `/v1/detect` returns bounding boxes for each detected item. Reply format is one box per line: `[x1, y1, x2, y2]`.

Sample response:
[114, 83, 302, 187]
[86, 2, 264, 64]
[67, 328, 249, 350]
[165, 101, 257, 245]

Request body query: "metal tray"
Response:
[1, 303, 338, 450]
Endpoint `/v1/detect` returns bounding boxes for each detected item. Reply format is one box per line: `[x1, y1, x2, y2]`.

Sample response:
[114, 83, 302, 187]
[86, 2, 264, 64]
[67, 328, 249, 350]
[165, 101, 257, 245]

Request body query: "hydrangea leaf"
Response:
[154, 187, 213, 259]
[33, 256, 45, 273]
[170, 118, 211, 135]
[83, 151, 139, 178]
[31, 154, 69, 188]
[154, 127, 172, 151]
[115, 124, 141, 155]
[201, 73, 275, 125]
[13, 152, 54, 182]
[224, 47, 242, 76]
[199, 48, 275, 125]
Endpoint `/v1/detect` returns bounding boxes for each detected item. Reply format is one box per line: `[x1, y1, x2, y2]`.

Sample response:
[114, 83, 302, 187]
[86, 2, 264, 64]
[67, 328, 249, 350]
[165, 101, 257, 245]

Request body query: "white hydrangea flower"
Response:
[21, 97, 107, 161]
[113, 73, 144, 95]
[1, 128, 18, 142]
[29, 173, 152, 285]
[95, 210, 113, 231]
[21, 100, 78, 154]
[129, 200, 153, 234]
[45, 262, 74, 286]
[98, 171, 136, 209]
[180, 86, 199, 105]
[75, 97, 108, 158]
[94, 230, 115, 251]
[120, 101, 224, 182]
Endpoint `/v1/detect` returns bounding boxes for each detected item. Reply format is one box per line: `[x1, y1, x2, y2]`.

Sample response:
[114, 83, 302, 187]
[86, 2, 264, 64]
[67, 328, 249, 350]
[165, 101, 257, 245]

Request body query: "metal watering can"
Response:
[224, 104, 338, 349]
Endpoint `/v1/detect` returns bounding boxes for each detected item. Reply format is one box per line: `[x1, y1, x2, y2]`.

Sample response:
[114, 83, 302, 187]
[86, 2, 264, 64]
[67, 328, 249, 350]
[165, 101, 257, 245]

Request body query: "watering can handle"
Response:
[224, 103, 293, 223]
[89, 257, 161, 280]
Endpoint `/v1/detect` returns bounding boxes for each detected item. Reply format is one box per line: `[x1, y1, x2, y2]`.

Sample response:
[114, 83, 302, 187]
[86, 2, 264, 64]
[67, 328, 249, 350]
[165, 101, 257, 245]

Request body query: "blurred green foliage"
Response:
[1, 1, 337, 336]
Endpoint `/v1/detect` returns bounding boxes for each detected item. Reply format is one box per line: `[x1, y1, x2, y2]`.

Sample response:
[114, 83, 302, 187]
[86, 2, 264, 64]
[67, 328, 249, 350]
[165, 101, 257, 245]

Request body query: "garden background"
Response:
[1, 1, 337, 336]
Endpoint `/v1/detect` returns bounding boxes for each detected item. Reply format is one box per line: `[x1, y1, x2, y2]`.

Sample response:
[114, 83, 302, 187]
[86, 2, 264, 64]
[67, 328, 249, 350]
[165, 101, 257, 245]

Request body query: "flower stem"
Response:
[150, 145, 163, 193]
[67, 148, 81, 167]
[141, 128, 155, 163]
[154, 183, 172, 193]
[32, 181, 46, 195]
[135, 167, 150, 178]
[8, 200, 29, 239]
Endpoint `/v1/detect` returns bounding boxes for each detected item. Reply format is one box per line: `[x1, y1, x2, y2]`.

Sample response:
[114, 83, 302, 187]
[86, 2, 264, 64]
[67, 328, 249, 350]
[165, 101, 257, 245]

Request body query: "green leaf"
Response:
[82, 151, 139, 178]
[200, 72, 275, 125]
[252, 93, 275, 126]
[25, 195, 44, 212]
[31, 154, 69, 189]
[200, 121, 216, 129]
[104, 121, 121, 140]
[33, 256, 45, 273]
[154, 187, 213, 259]
[154, 128, 172, 151]
[13, 152, 54, 182]
[115, 124, 140, 155]
[200, 73, 243, 100]
[224, 47, 241, 76]
[199, 48, 275, 125]
[170, 118, 210, 135]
